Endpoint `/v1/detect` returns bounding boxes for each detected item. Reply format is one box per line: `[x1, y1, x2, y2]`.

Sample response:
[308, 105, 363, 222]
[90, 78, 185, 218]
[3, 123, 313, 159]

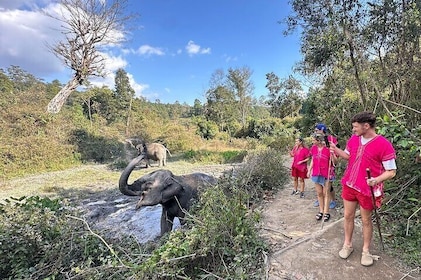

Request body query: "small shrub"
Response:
[0, 196, 136, 279]
[233, 148, 290, 202]
[137, 184, 266, 279]
[136, 148, 289, 279]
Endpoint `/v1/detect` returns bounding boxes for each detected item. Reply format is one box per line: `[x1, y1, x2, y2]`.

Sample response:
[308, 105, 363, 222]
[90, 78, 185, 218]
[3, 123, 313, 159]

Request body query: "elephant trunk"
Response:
[119, 155, 145, 196]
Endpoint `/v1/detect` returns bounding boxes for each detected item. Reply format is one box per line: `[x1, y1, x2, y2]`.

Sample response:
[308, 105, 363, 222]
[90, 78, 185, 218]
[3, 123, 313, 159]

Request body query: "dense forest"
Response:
[1, 0, 421, 278]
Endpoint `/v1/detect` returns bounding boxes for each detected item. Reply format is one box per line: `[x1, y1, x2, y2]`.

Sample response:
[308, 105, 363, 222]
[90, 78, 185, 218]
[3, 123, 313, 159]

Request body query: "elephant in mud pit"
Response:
[136, 142, 172, 168]
[119, 155, 217, 236]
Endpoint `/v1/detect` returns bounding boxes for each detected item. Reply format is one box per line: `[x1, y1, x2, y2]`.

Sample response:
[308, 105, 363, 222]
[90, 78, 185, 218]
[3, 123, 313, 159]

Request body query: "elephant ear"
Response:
[161, 177, 184, 203]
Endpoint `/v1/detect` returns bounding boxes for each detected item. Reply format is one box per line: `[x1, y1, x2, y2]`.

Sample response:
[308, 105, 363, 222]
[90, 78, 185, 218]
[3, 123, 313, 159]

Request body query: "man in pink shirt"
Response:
[329, 111, 397, 266]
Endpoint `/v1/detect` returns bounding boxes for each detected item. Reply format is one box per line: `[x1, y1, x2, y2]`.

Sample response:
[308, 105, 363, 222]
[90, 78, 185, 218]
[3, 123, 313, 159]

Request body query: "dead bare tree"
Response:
[45, 0, 134, 114]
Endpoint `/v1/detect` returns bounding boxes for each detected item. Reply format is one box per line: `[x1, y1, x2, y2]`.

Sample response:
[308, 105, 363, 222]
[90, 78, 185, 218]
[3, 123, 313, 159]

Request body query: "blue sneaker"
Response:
[329, 200, 337, 209]
[313, 200, 319, 207]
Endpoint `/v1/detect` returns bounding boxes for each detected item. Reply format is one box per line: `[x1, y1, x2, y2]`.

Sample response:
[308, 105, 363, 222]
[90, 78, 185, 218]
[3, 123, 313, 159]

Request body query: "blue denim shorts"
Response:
[311, 176, 326, 185]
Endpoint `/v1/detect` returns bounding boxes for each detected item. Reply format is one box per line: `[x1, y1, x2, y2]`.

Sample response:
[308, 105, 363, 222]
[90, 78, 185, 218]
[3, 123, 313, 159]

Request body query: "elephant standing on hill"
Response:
[119, 154, 217, 235]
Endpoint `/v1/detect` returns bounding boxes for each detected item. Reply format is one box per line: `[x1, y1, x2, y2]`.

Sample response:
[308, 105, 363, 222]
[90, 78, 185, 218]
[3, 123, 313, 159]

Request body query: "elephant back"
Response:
[180, 173, 217, 194]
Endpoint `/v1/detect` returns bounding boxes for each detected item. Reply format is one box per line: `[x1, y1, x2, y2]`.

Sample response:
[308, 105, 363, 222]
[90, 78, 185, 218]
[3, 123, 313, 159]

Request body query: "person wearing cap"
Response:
[313, 123, 339, 209]
[307, 133, 336, 222]
[289, 137, 310, 198]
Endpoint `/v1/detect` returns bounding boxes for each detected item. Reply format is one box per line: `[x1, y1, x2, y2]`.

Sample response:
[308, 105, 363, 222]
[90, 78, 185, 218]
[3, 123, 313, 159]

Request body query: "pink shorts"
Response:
[341, 185, 382, 210]
[291, 167, 308, 179]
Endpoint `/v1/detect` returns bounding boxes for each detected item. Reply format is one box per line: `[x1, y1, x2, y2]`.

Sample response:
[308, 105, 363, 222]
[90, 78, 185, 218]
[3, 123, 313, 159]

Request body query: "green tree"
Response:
[190, 98, 203, 117]
[205, 69, 239, 136]
[114, 68, 135, 135]
[5, 65, 42, 92]
[265, 73, 304, 119]
[227, 66, 254, 128]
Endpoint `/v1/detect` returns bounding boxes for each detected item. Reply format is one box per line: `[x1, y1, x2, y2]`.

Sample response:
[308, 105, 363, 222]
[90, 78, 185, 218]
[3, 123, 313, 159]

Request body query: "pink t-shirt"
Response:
[310, 145, 331, 178]
[341, 134, 396, 197]
[291, 146, 310, 171]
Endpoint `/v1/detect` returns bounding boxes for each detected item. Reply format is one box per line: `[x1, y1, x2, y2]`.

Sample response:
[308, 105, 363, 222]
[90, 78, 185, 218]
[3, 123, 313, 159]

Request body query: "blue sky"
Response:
[0, 0, 302, 105]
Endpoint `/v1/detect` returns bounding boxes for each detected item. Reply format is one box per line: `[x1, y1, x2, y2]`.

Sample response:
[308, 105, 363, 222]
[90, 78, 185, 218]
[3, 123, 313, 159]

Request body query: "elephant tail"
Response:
[166, 148, 172, 157]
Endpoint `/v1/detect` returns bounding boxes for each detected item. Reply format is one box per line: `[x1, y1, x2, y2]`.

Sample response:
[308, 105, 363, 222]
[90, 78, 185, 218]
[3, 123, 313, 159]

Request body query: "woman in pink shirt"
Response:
[330, 111, 396, 267]
[307, 133, 336, 222]
[289, 137, 310, 198]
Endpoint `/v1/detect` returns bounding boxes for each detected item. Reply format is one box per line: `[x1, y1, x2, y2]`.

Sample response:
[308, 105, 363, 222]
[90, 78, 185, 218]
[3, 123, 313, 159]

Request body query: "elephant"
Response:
[119, 154, 217, 236]
[135, 142, 172, 168]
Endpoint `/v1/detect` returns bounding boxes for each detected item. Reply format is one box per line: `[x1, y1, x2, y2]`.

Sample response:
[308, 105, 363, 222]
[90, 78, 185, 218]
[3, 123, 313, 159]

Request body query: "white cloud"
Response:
[136, 45, 165, 56]
[89, 53, 149, 100]
[0, 0, 48, 10]
[185, 40, 211, 56]
[0, 4, 65, 75]
[223, 54, 238, 63]
[127, 72, 149, 99]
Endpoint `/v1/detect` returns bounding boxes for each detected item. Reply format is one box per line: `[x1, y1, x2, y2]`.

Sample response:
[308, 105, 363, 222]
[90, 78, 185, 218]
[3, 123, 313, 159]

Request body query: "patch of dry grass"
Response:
[0, 159, 236, 201]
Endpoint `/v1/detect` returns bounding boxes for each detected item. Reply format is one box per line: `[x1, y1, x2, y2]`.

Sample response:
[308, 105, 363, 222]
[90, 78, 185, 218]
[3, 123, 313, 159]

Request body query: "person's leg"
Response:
[315, 183, 324, 214]
[322, 184, 330, 219]
[292, 176, 298, 194]
[299, 178, 305, 198]
[343, 199, 358, 247]
[299, 178, 305, 192]
[360, 207, 373, 252]
[339, 199, 358, 258]
[329, 183, 337, 208]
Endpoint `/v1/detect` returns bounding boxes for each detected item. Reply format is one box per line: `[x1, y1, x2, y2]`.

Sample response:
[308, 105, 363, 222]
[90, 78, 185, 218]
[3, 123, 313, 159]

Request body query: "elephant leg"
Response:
[160, 208, 174, 235]
[163, 155, 166, 166]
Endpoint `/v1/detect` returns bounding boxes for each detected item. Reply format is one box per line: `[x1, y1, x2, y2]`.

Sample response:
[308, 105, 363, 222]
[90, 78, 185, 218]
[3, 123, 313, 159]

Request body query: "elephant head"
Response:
[118, 157, 217, 235]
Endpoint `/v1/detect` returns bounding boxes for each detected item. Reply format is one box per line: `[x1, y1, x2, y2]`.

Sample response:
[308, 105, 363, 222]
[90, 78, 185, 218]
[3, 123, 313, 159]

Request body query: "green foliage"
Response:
[235, 148, 290, 202]
[194, 117, 219, 140]
[0, 196, 131, 279]
[145, 186, 265, 279]
[182, 149, 246, 164]
[69, 129, 125, 163]
[137, 148, 288, 279]
[376, 114, 421, 267]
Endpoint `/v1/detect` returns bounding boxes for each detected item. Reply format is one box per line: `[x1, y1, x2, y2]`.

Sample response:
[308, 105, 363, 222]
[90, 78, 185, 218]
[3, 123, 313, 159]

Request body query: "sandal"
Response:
[316, 212, 323, 221]
[323, 213, 331, 222]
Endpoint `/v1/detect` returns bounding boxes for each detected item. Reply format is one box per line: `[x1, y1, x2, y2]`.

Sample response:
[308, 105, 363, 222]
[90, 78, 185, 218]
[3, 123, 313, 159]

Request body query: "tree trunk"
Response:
[46, 77, 80, 114]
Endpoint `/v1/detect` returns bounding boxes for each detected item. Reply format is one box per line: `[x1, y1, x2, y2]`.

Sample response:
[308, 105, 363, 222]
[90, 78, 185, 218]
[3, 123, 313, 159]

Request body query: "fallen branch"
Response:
[261, 226, 293, 239]
[399, 267, 421, 280]
[272, 216, 344, 256]
[406, 206, 421, 236]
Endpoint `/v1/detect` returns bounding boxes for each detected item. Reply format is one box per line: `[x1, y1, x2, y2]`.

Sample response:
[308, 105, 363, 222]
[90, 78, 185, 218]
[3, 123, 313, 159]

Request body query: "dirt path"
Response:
[260, 178, 419, 280]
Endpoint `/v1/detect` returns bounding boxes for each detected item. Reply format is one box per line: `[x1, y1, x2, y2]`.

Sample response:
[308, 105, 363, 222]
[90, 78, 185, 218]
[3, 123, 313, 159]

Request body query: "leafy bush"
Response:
[233, 148, 290, 202]
[376, 114, 421, 267]
[136, 148, 289, 279]
[137, 180, 267, 279]
[69, 129, 125, 163]
[0, 196, 137, 279]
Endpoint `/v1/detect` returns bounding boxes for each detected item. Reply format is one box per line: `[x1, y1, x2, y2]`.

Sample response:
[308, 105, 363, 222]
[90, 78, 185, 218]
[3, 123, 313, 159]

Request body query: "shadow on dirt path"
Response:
[260, 177, 420, 280]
